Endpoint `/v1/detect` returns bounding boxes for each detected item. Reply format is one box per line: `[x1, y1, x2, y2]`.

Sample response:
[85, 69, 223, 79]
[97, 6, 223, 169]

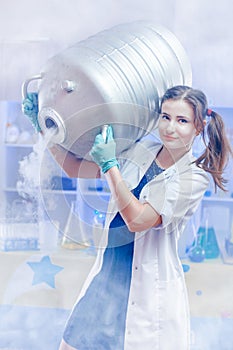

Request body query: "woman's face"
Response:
[158, 99, 198, 152]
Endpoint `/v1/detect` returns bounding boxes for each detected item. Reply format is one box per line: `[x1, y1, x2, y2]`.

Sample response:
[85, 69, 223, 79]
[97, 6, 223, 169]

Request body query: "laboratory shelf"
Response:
[202, 196, 233, 204]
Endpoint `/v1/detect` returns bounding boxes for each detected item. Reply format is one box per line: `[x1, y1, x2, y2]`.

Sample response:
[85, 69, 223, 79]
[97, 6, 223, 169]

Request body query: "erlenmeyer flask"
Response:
[188, 218, 205, 263]
[200, 207, 220, 259]
[61, 201, 90, 250]
[188, 228, 206, 262]
[204, 227, 220, 259]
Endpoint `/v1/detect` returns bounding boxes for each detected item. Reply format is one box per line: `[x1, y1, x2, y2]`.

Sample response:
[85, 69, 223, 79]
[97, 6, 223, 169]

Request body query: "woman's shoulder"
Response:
[160, 151, 210, 185]
[119, 133, 162, 162]
[177, 155, 210, 186]
[134, 133, 162, 153]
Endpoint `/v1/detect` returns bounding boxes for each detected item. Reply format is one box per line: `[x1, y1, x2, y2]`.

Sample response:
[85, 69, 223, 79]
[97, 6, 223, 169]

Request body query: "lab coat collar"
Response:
[139, 144, 195, 186]
[119, 139, 195, 191]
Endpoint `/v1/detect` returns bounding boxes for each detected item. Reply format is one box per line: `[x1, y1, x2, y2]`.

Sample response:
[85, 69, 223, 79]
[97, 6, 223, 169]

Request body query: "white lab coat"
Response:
[72, 136, 209, 350]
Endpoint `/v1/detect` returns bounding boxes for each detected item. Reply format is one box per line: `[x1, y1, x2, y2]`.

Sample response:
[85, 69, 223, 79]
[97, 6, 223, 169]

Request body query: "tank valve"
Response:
[61, 80, 76, 93]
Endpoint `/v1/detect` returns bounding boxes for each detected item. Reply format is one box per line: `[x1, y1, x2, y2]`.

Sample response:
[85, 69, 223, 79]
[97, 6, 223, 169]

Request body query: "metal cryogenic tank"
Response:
[22, 21, 192, 159]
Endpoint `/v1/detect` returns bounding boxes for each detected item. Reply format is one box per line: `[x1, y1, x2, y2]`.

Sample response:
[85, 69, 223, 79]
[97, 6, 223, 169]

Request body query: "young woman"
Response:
[23, 85, 232, 349]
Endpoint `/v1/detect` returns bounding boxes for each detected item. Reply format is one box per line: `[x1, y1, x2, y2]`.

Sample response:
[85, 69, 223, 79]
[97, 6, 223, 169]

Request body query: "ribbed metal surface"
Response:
[36, 21, 192, 158]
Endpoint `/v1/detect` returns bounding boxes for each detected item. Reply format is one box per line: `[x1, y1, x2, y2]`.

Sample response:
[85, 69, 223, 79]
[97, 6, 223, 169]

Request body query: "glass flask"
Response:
[188, 226, 206, 262]
[188, 208, 220, 262]
[61, 201, 91, 250]
[204, 226, 220, 259]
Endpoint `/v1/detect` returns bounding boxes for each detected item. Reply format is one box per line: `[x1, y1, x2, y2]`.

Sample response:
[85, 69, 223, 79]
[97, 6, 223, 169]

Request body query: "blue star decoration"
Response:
[27, 255, 64, 288]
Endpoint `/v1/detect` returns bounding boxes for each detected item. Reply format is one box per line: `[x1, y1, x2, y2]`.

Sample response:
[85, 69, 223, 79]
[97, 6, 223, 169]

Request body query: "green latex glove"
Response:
[89, 125, 119, 173]
[22, 92, 41, 132]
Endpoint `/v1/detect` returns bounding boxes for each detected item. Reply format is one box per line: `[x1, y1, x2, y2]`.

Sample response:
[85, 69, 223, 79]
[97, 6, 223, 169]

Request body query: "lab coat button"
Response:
[135, 266, 138, 270]
[131, 301, 135, 305]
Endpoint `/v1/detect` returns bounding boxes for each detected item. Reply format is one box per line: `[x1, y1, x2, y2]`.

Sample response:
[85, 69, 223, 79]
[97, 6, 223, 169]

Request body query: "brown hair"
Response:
[160, 85, 233, 191]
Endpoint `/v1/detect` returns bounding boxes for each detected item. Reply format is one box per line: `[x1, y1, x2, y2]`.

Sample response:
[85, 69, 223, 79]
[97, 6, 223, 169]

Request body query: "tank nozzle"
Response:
[45, 117, 58, 129]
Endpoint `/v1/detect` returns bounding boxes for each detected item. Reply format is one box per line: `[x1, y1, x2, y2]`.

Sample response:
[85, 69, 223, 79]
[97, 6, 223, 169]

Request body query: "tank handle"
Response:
[21, 74, 42, 99]
[101, 124, 108, 143]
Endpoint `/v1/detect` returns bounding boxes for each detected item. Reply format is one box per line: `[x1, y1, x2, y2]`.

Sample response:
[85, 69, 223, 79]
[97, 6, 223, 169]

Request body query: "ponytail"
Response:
[195, 110, 233, 191]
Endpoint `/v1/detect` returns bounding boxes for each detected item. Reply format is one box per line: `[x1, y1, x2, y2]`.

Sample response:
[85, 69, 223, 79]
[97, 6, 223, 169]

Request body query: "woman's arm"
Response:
[105, 166, 162, 232]
[89, 125, 161, 231]
[49, 144, 101, 179]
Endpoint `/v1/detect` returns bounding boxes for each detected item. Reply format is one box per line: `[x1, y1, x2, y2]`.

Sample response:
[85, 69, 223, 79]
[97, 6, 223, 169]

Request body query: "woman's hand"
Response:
[89, 125, 119, 173]
[22, 92, 42, 132]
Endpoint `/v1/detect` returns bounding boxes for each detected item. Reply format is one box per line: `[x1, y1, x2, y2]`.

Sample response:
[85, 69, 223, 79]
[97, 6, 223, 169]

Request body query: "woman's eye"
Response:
[179, 118, 188, 124]
[161, 114, 169, 120]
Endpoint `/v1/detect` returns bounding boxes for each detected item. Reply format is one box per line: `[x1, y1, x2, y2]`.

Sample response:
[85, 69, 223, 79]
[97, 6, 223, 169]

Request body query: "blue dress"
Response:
[63, 161, 164, 349]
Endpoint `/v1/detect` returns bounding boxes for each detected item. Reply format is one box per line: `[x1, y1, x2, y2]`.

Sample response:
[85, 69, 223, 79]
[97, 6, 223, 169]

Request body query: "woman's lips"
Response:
[163, 134, 177, 140]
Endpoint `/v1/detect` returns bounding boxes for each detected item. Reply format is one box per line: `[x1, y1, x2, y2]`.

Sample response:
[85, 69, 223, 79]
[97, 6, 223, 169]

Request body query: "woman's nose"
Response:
[166, 121, 175, 133]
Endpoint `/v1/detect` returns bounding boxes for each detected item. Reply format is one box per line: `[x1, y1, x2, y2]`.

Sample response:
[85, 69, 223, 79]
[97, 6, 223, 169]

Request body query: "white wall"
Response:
[0, 0, 232, 106]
